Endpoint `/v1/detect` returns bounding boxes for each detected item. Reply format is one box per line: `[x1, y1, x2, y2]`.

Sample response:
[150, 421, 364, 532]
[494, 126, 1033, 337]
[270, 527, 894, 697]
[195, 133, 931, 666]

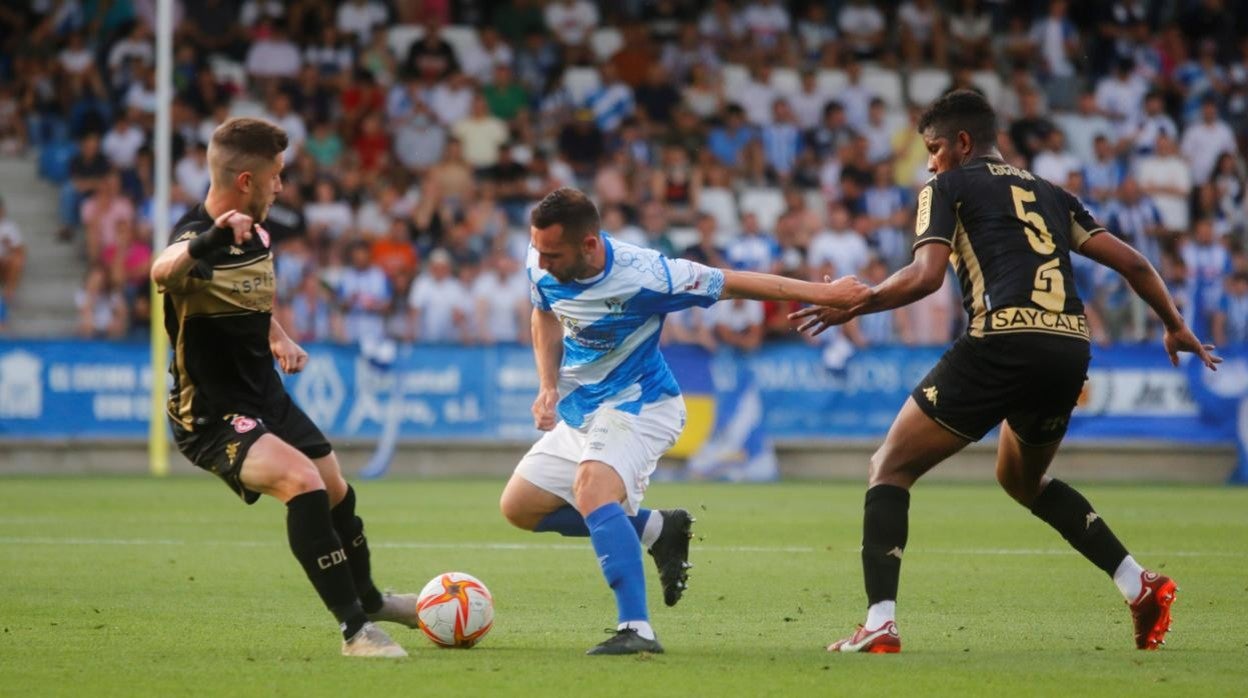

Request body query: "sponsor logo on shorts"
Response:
[923, 385, 938, 406]
[231, 415, 257, 433]
[225, 441, 240, 465]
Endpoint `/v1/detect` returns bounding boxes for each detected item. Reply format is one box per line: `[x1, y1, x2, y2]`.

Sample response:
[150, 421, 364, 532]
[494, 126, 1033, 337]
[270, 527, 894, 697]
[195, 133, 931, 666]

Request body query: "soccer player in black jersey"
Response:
[151, 118, 418, 658]
[792, 91, 1221, 653]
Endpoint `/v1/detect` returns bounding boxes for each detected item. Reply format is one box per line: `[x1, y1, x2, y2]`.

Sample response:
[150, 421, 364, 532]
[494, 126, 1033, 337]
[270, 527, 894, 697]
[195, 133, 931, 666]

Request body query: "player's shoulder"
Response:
[604, 234, 675, 287]
[170, 204, 213, 243]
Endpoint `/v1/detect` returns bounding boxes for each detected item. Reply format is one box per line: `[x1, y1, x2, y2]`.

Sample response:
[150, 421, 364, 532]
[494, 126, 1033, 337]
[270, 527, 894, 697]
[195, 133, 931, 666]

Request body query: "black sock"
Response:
[861, 484, 910, 606]
[1029, 479, 1129, 576]
[287, 490, 368, 639]
[330, 486, 384, 614]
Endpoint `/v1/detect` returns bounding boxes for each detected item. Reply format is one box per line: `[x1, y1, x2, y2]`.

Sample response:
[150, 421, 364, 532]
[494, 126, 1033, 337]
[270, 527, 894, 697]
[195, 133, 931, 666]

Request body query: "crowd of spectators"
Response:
[1, 0, 1246, 348]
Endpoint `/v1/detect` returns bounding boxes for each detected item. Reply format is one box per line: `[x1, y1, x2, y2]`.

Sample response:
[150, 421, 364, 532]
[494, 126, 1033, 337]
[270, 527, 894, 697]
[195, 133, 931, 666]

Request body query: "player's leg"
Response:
[828, 397, 971, 653]
[574, 458, 662, 654]
[500, 472, 669, 550]
[239, 435, 405, 657]
[502, 429, 671, 550]
[997, 422, 1176, 649]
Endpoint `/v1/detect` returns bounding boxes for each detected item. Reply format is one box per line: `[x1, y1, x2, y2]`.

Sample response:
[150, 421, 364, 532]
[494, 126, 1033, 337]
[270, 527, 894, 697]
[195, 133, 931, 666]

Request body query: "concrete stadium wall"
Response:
[0, 439, 1235, 484]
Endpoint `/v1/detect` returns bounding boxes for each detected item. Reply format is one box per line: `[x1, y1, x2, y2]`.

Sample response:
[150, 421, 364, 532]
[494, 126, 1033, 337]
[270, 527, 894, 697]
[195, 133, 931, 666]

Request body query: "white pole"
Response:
[148, 0, 173, 476]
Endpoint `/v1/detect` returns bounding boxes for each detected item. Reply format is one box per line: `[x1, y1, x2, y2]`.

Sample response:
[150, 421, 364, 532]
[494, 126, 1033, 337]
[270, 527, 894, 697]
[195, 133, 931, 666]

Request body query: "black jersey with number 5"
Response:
[913, 157, 1106, 341]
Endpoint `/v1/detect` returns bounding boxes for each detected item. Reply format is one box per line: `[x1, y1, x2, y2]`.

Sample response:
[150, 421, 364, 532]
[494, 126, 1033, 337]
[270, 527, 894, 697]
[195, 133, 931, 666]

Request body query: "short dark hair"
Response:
[531, 187, 601, 241]
[917, 89, 998, 149]
[211, 117, 288, 161]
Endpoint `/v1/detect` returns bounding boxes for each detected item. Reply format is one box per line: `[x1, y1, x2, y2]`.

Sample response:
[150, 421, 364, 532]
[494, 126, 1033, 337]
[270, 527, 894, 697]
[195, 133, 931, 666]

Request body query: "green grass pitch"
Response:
[1, 476, 1245, 696]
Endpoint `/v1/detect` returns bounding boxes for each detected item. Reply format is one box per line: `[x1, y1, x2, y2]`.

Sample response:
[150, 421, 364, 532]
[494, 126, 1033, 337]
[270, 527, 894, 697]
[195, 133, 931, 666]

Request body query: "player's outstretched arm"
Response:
[719, 269, 871, 307]
[790, 242, 950, 336]
[1079, 232, 1221, 370]
[150, 209, 254, 292]
[530, 308, 563, 431]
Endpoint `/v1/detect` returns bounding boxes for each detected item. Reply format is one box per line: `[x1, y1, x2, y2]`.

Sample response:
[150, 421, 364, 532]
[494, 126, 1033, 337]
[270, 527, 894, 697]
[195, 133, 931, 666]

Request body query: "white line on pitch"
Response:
[0, 536, 1244, 558]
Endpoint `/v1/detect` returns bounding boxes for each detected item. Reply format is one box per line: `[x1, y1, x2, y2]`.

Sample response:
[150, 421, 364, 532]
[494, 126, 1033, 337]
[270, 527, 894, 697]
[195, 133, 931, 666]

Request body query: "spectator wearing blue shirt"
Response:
[335, 241, 392, 344]
[726, 211, 781, 273]
[1083, 135, 1126, 204]
[1213, 272, 1248, 347]
[760, 99, 802, 181]
[1105, 177, 1166, 270]
[707, 104, 756, 168]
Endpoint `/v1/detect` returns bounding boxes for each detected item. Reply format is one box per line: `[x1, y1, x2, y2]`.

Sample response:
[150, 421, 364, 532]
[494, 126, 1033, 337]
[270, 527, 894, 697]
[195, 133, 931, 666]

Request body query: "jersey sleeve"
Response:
[660, 256, 725, 311]
[1065, 189, 1108, 252]
[912, 176, 958, 250]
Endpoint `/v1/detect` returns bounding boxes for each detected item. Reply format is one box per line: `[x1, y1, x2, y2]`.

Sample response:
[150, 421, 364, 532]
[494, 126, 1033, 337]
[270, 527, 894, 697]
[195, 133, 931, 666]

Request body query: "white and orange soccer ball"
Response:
[415, 572, 495, 648]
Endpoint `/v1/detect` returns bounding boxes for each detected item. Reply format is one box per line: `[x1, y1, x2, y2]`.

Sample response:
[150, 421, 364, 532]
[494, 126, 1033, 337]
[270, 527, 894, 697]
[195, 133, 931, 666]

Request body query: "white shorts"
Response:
[514, 396, 686, 515]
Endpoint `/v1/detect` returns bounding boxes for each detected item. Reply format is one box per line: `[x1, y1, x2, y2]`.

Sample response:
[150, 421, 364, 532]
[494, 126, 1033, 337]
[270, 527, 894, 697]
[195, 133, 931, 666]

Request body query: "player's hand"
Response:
[820, 274, 871, 309]
[789, 305, 858, 336]
[212, 208, 254, 245]
[1163, 326, 1221, 371]
[271, 336, 309, 374]
[532, 388, 559, 431]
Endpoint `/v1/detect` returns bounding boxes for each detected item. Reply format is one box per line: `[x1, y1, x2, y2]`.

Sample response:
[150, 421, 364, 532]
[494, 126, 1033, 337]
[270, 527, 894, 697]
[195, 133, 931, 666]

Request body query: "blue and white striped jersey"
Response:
[527, 234, 725, 428]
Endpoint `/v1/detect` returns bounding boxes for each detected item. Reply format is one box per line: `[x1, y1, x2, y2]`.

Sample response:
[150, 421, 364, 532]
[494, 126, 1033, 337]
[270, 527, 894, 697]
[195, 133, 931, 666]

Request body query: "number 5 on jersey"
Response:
[1011, 185, 1064, 312]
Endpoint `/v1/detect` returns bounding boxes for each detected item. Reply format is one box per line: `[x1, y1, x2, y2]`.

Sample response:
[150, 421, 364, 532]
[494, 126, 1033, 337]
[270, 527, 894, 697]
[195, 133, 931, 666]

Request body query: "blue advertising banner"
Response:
[0, 340, 1235, 451]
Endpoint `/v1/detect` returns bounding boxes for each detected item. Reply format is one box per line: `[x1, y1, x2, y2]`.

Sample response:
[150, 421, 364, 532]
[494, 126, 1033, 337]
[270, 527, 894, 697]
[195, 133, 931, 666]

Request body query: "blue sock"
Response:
[586, 502, 649, 623]
[535, 505, 654, 541]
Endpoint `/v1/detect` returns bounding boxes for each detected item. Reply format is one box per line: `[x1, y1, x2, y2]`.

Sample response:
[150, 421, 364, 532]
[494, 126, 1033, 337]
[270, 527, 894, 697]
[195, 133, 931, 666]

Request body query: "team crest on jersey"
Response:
[230, 415, 257, 433]
[256, 225, 271, 248]
[604, 297, 627, 314]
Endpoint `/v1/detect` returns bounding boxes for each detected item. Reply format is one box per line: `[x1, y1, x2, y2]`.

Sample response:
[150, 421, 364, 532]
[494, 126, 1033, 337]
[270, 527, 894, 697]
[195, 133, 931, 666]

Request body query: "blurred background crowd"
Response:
[0, 0, 1245, 350]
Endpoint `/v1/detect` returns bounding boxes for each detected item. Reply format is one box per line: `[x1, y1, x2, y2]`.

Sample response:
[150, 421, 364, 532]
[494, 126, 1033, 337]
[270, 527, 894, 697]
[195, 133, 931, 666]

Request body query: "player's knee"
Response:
[276, 461, 326, 500]
[995, 465, 1036, 505]
[498, 491, 537, 531]
[867, 447, 909, 488]
[572, 465, 619, 515]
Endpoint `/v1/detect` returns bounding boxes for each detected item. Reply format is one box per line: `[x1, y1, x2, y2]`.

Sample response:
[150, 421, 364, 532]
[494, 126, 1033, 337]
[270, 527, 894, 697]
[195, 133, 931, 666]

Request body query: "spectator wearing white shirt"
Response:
[1053, 92, 1114, 164]
[334, 241, 392, 344]
[738, 64, 778, 127]
[460, 27, 515, 85]
[741, 0, 791, 50]
[408, 248, 471, 343]
[244, 18, 302, 81]
[1032, 130, 1081, 185]
[124, 65, 159, 118]
[304, 180, 355, 240]
[304, 26, 355, 78]
[1128, 91, 1178, 156]
[101, 108, 146, 171]
[265, 92, 307, 163]
[787, 71, 828, 131]
[1135, 133, 1193, 233]
[472, 251, 530, 344]
[1029, 0, 1077, 79]
[807, 204, 870, 281]
[1082, 135, 1127, 205]
[240, 0, 285, 28]
[838, 61, 876, 132]
[898, 0, 945, 67]
[335, 0, 389, 46]
[1181, 98, 1240, 186]
[838, 0, 885, 60]
[1094, 57, 1148, 136]
[545, 0, 598, 47]
[174, 140, 211, 200]
[860, 98, 895, 165]
[429, 71, 475, 126]
[452, 93, 510, 170]
[108, 23, 153, 73]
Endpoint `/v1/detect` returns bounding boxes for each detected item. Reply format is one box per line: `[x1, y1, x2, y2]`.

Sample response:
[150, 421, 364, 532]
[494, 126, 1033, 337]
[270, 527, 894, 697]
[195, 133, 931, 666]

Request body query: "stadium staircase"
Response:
[1, 152, 82, 337]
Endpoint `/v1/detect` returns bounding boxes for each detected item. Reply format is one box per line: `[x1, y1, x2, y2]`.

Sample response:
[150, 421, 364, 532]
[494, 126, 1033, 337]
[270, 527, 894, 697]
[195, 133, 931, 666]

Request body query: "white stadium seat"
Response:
[562, 66, 602, 104]
[816, 69, 848, 98]
[861, 65, 904, 108]
[721, 64, 750, 99]
[388, 25, 426, 61]
[770, 68, 801, 96]
[697, 188, 740, 234]
[667, 226, 699, 252]
[907, 68, 951, 106]
[441, 25, 482, 66]
[738, 187, 786, 232]
[971, 69, 1003, 108]
[590, 28, 624, 62]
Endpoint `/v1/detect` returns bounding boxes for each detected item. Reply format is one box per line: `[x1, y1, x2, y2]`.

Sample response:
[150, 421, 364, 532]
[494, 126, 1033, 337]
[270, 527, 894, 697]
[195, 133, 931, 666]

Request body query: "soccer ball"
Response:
[416, 572, 495, 648]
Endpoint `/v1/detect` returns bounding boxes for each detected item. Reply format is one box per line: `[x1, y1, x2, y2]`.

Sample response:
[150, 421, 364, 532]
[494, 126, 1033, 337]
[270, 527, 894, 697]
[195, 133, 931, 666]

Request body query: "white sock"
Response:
[640, 510, 664, 548]
[865, 601, 896, 630]
[1113, 555, 1145, 601]
[619, 620, 655, 640]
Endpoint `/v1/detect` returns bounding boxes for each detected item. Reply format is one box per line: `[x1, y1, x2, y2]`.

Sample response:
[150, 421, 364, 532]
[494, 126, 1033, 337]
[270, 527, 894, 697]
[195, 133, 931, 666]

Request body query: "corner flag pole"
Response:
[148, 0, 173, 476]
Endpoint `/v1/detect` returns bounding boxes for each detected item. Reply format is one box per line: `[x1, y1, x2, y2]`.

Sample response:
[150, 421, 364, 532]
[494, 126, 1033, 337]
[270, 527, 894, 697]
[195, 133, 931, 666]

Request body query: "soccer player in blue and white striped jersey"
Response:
[498, 187, 867, 655]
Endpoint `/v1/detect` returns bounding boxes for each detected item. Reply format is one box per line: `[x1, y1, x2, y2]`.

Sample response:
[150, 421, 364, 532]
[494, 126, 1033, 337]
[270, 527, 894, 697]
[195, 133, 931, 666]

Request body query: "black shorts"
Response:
[911, 332, 1090, 446]
[171, 390, 333, 504]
